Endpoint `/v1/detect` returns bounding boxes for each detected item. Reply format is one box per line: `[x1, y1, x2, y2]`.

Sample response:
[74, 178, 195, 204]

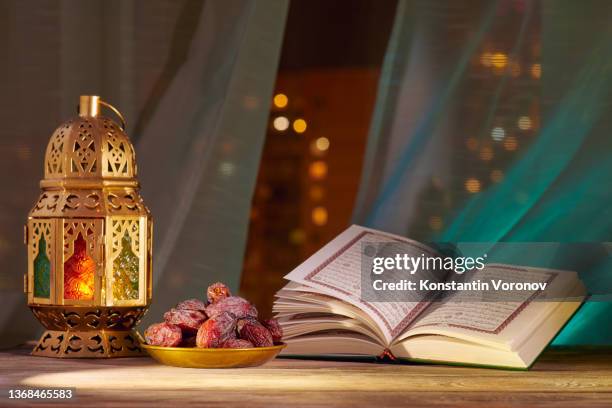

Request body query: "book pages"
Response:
[284, 225, 436, 343]
[409, 265, 555, 334]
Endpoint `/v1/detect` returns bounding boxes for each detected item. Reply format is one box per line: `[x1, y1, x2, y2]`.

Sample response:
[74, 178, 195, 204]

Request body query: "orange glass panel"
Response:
[64, 233, 95, 300]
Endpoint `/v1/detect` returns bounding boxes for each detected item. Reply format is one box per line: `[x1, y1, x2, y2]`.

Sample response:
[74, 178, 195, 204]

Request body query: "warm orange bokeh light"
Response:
[479, 146, 494, 161]
[273, 93, 288, 108]
[491, 52, 508, 69]
[309, 161, 328, 180]
[504, 136, 518, 151]
[312, 206, 328, 226]
[293, 118, 307, 133]
[465, 178, 481, 193]
[531, 63, 541, 79]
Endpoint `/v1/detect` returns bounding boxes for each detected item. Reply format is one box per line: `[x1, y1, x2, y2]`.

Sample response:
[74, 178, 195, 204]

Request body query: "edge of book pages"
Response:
[278, 299, 586, 371]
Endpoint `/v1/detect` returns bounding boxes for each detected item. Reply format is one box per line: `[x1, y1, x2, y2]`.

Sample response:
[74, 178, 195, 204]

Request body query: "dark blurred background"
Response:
[240, 0, 398, 316]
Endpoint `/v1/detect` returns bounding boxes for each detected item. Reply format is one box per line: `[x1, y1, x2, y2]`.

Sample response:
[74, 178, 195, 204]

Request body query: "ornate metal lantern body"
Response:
[25, 96, 152, 358]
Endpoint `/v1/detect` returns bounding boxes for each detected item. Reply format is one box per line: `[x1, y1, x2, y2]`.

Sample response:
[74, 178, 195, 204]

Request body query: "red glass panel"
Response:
[64, 233, 95, 300]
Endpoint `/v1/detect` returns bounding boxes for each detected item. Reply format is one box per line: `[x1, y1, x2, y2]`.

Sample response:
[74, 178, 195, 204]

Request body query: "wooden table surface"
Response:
[1, 345, 612, 407]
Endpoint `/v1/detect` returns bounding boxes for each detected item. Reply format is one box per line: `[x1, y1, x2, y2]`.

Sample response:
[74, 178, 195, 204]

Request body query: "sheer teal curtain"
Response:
[353, 0, 612, 344]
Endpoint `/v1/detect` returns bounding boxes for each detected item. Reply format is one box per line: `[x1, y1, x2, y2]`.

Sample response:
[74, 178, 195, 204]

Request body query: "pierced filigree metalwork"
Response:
[30, 306, 147, 358]
[32, 330, 143, 358]
[70, 122, 97, 174]
[32, 192, 62, 213]
[45, 125, 67, 176]
[31, 221, 53, 268]
[31, 189, 148, 217]
[30, 305, 147, 331]
[27, 96, 152, 359]
[102, 118, 135, 177]
[63, 220, 99, 261]
[43, 115, 136, 180]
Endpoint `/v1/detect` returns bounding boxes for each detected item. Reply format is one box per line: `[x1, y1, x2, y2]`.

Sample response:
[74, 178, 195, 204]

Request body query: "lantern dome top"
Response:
[30, 96, 149, 219]
[42, 95, 137, 188]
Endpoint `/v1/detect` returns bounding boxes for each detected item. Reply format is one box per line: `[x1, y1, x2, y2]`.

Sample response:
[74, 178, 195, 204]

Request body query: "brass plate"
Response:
[142, 343, 286, 368]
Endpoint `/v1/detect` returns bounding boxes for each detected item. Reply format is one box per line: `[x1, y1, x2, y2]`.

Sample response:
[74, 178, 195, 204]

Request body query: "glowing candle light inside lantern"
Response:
[64, 234, 96, 300]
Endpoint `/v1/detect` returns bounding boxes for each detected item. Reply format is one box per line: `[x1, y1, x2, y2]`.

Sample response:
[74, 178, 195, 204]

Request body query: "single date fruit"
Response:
[176, 298, 208, 314]
[207, 282, 231, 304]
[205, 296, 257, 320]
[221, 338, 254, 349]
[164, 308, 206, 332]
[144, 322, 182, 347]
[238, 319, 273, 347]
[196, 311, 237, 348]
[263, 318, 283, 343]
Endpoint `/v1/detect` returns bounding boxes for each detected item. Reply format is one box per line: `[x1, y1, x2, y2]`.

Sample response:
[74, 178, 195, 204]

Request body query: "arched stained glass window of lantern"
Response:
[25, 96, 153, 358]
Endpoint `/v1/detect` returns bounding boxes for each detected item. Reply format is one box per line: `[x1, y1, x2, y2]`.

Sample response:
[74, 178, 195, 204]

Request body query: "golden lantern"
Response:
[24, 96, 152, 358]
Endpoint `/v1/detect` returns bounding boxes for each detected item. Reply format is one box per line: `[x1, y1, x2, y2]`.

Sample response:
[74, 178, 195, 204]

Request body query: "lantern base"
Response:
[31, 329, 145, 358]
[28, 305, 150, 358]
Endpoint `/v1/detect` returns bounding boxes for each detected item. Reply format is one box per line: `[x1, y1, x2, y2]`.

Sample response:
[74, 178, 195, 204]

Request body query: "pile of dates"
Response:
[144, 282, 282, 348]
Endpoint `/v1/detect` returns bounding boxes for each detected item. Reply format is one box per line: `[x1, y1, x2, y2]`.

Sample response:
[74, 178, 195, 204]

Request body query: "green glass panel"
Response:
[113, 231, 139, 300]
[33, 236, 51, 298]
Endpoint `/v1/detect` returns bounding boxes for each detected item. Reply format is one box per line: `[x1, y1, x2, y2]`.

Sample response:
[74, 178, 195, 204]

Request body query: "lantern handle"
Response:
[98, 99, 127, 131]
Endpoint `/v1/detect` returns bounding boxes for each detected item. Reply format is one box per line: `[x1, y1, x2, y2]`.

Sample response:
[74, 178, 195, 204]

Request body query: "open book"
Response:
[274, 225, 586, 369]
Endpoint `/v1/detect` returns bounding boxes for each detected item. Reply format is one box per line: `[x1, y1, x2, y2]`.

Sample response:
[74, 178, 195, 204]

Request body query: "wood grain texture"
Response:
[1, 345, 611, 407]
